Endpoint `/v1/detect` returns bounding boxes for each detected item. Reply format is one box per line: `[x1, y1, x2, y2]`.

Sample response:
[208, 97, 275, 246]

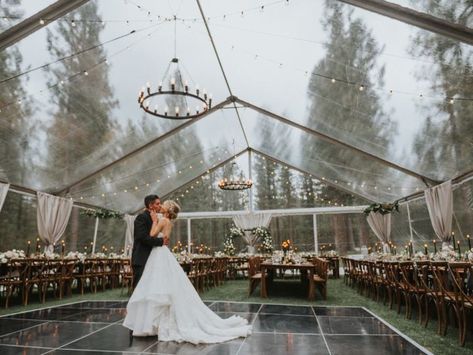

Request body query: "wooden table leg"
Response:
[261, 266, 268, 298]
[308, 268, 315, 301]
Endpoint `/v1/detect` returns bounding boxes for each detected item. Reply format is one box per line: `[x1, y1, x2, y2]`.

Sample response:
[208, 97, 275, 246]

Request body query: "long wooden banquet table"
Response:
[260, 260, 317, 301]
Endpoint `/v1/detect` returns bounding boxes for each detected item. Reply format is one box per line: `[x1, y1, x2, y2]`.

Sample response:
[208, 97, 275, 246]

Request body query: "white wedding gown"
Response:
[123, 243, 252, 344]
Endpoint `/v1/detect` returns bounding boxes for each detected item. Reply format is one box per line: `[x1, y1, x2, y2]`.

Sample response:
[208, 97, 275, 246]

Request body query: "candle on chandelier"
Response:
[158, 81, 162, 92]
[170, 77, 175, 91]
[184, 81, 188, 93]
[175, 106, 179, 116]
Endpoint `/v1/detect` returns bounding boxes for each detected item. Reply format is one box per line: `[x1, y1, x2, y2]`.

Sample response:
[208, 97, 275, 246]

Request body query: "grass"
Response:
[0, 279, 471, 355]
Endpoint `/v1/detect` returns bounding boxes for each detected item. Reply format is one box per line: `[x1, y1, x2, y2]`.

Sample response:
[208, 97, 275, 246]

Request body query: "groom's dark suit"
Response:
[131, 210, 164, 288]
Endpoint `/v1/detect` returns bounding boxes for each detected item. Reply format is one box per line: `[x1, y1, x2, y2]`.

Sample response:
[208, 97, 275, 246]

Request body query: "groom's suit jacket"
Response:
[131, 210, 164, 267]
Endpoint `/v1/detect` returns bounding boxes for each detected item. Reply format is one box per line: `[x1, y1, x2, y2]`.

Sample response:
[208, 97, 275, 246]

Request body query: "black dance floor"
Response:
[0, 300, 431, 354]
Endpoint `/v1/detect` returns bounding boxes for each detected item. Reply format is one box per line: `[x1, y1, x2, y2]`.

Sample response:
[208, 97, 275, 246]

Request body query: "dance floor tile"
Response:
[62, 308, 126, 323]
[56, 301, 120, 309]
[0, 318, 45, 337]
[253, 314, 320, 334]
[145, 338, 244, 355]
[318, 316, 396, 335]
[313, 307, 372, 317]
[0, 321, 105, 348]
[63, 324, 156, 352]
[0, 344, 52, 354]
[238, 333, 329, 355]
[260, 304, 314, 316]
[324, 335, 427, 355]
[5, 308, 85, 321]
[216, 312, 257, 323]
[209, 302, 261, 313]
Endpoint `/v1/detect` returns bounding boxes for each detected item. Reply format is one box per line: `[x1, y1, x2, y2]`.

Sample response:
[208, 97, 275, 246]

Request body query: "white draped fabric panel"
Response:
[124, 214, 136, 256]
[233, 213, 272, 249]
[233, 213, 272, 229]
[425, 180, 453, 249]
[36, 192, 73, 254]
[366, 212, 392, 253]
[0, 182, 9, 213]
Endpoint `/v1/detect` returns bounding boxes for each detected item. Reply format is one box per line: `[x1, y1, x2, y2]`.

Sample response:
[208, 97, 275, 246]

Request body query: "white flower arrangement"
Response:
[465, 248, 473, 262]
[324, 250, 338, 257]
[65, 251, 86, 262]
[431, 245, 458, 262]
[254, 227, 272, 254]
[0, 249, 26, 263]
[214, 251, 225, 257]
[223, 236, 236, 256]
[90, 252, 107, 258]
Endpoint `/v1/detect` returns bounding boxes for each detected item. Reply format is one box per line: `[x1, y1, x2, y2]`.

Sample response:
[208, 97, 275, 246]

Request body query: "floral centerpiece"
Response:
[281, 239, 291, 255]
[254, 227, 272, 254]
[465, 248, 473, 262]
[431, 245, 459, 262]
[65, 251, 86, 262]
[323, 250, 339, 257]
[223, 236, 236, 256]
[0, 249, 26, 263]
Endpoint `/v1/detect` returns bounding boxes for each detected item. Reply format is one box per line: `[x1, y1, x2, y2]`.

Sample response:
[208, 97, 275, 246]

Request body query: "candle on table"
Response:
[61, 241, 65, 255]
[424, 244, 428, 255]
[36, 238, 40, 253]
[26, 240, 30, 256]
[433, 240, 437, 253]
[457, 241, 461, 256]
[393, 246, 397, 255]
[467, 235, 471, 250]
[452, 232, 456, 250]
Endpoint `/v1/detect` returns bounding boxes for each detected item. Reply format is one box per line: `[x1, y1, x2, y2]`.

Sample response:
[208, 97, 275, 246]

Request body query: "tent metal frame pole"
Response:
[56, 98, 231, 195]
[337, 0, 473, 47]
[196, 0, 250, 148]
[92, 217, 99, 254]
[0, 0, 89, 52]
[187, 218, 192, 253]
[406, 201, 414, 243]
[237, 98, 438, 187]
[249, 147, 377, 203]
[248, 149, 254, 212]
[313, 214, 318, 254]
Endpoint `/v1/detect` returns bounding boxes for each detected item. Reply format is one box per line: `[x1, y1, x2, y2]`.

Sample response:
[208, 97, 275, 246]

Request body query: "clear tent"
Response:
[1, 0, 473, 252]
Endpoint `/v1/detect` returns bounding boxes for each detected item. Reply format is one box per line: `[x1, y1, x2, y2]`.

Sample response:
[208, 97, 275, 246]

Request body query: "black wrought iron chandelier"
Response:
[218, 142, 252, 191]
[218, 162, 253, 191]
[138, 58, 212, 120]
[137, 18, 211, 120]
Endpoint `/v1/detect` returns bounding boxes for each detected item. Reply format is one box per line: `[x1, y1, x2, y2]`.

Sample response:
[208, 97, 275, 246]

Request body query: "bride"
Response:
[123, 200, 252, 344]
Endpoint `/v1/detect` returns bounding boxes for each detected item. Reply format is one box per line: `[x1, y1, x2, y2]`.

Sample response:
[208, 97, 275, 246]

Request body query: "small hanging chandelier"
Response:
[137, 16, 211, 120]
[218, 142, 252, 191]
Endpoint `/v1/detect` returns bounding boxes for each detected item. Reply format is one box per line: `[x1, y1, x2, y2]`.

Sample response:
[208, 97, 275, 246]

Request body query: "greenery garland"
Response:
[253, 227, 273, 253]
[363, 201, 399, 215]
[80, 208, 123, 219]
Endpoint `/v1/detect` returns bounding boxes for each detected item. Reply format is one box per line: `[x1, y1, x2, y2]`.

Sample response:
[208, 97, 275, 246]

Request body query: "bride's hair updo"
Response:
[162, 200, 180, 220]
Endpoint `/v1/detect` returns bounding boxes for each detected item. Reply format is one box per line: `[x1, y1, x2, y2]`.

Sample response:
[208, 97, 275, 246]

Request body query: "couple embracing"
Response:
[123, 195, 252, 344]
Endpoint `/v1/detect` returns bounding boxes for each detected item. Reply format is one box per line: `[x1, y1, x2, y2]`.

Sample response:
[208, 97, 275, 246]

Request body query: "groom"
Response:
[131, 194, 169, 288]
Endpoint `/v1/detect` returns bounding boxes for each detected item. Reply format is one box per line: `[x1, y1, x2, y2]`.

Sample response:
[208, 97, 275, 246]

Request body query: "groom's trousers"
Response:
[132, 264, 145, 289]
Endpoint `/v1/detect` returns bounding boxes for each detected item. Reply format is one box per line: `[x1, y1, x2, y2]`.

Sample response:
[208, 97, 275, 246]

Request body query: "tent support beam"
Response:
[337, 0, 473, 46]
[196, 0, 250, 149]
[249, 148, 377, 203]
[56, 98, 232, 196]
[236, 97, 439, 187]
[130, 148, 249, 214]
[0, 0, 89, 52]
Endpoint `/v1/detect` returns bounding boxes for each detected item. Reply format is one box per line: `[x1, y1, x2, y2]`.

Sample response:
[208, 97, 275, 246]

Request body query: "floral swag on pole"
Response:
[80, 208, 123, 219]
[363, 201, 399, 215]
